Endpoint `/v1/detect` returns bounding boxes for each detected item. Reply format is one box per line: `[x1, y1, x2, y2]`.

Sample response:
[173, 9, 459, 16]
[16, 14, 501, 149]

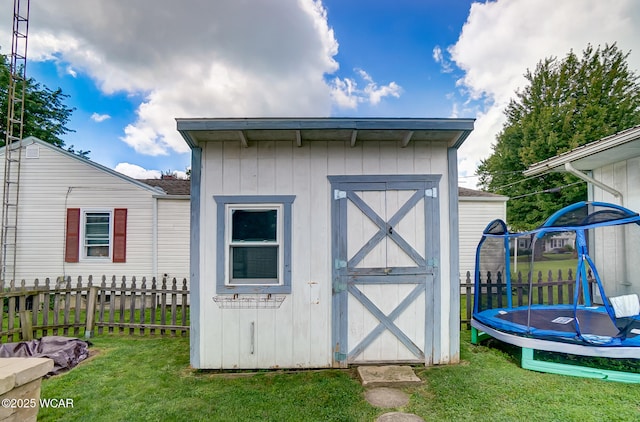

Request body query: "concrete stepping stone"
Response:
[365, 387, 410, 408]
[357, 365, 422, 388]
[376, 412, 425, 422]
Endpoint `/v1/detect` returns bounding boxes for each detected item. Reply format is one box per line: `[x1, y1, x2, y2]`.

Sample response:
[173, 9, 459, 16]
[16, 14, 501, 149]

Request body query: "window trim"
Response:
[214, 195, 295, 294]
[80, 208, 113, 261]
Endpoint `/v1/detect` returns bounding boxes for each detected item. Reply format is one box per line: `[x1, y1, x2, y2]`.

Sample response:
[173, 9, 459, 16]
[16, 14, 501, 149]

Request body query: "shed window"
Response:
[229, 207, 280, 283]
[214, 196, 295, 294]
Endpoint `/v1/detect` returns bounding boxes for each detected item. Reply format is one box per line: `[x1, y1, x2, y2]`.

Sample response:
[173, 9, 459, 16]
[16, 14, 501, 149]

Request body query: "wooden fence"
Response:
[1, 275, 189, 343]
[460, 268, 596, 328]
[3, 269, 598, 341]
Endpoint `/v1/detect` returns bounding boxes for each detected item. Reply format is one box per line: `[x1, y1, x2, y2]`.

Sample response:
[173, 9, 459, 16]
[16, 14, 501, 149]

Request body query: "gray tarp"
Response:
[0, 336, 89, 376]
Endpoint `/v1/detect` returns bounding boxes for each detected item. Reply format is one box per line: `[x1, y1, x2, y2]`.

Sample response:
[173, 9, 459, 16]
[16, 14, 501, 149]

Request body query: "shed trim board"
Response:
[329, 174, 440, 367]
[447, 147, 460, 363]
[189, 147, 202, 362]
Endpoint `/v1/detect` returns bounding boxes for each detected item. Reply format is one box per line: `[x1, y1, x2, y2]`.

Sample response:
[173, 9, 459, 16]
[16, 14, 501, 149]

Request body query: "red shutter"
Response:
[65, 208, 81, 263]
[112, 208, 127, 263]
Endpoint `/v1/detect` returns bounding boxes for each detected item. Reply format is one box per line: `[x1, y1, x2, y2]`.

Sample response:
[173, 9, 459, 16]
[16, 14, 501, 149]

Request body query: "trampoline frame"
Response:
[471, 320, 640, 383]
[471, 201, 640, 382]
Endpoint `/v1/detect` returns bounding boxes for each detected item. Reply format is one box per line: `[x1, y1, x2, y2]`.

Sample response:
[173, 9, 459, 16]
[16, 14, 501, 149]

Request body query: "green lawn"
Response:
[511, 254, 577, 279]
[39, 331, 640, 422]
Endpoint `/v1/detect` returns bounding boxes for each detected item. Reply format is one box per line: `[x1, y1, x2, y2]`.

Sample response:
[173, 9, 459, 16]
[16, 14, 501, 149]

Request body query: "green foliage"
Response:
[66, 144, 91, 159]
[0, 54, 75, 148]
[478, 44, 640, 230]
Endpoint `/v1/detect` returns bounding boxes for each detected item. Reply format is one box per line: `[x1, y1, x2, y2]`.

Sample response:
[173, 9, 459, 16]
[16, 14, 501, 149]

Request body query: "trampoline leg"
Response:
[521, 348, 640, 383]
[471, 327, 490, 345]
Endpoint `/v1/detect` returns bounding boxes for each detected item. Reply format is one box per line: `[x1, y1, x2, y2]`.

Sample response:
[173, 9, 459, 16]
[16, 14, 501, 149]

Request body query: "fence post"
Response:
[85, 286, 99, 338]
[19, 310, 33, 341]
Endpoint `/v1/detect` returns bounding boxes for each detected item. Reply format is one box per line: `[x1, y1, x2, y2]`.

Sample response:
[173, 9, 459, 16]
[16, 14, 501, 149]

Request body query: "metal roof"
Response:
[524, 125, 640, 176]
[176, 117, 475, 150]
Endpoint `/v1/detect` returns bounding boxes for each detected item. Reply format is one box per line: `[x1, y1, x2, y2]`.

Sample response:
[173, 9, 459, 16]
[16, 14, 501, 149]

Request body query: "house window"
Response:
[84, 211, 111, 258]
[214, 196, 295, 294]
[65, 208, 127, 263]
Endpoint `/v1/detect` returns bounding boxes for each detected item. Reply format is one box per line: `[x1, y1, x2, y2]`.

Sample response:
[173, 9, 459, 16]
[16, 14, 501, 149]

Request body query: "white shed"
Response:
[0, 137, 190, 284]
[458, 187, 507, 278]
[178, 117, 474, 369]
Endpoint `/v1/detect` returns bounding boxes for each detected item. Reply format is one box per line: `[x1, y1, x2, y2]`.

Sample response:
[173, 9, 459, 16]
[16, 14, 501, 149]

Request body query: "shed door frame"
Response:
[329, 174, 441, 367]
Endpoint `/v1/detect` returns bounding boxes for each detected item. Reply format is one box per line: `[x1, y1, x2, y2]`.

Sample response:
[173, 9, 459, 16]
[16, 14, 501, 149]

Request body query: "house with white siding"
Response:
[178, 117, 475, 370]
[524, 125, 640, 297]
[0, 137, 190, 284]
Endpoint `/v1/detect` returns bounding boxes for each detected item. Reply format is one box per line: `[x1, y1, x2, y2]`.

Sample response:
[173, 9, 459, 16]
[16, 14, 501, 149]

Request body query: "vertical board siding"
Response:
[458, 199, 507, 276]
[623, 158, 640, 295]
[197, 139, 451, 369]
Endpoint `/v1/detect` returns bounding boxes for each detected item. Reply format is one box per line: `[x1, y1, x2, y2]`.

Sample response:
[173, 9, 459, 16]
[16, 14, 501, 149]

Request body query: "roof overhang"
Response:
[176, 117, 475, 150]
[524, 125, 640, 176]
[458, 187, 508, 202]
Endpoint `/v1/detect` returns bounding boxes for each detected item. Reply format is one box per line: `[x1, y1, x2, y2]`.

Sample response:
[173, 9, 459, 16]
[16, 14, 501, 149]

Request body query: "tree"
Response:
[478, 43, 640, 230]
[1, 53, 75, 148]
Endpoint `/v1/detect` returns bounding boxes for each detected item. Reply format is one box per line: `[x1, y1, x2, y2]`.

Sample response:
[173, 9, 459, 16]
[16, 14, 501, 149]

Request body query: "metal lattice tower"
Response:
[1, 0, 30, 284]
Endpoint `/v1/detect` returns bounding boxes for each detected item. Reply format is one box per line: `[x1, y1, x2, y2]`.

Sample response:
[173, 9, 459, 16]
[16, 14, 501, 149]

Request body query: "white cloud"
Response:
[449, 0, 640, 188]
[330, 68, 401, 110]
[174, 170, 189, 180]
[433, 45, 443, 63]
[432, 45, 453, 73]
[11, 0, 342, 156]
[90, 112, 110, 122]
[329, 77, 359, 109]
[114, 163, 161, 179]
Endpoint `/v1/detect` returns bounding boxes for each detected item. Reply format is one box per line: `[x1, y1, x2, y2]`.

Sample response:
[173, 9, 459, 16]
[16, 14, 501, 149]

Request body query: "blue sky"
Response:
[1, 0, 639, 186]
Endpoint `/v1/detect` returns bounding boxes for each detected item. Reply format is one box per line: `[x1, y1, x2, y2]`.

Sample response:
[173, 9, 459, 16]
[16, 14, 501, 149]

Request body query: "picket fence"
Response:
[2, 269, 594, 341]
[0, 275, 189, 343]
[460, 268, 596, 328]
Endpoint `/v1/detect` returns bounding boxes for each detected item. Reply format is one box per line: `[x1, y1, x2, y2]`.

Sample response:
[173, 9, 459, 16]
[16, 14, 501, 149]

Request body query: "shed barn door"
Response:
[329, 175, 440, 367]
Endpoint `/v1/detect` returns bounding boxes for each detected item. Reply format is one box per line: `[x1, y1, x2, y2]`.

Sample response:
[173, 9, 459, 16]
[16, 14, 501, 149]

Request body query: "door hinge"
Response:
[334, 259, 347, 269]
[334, 352, 347, 362]
[334, 189, 347, 200]
[425, 188, 438, 198]
[332, 281, 347, 293]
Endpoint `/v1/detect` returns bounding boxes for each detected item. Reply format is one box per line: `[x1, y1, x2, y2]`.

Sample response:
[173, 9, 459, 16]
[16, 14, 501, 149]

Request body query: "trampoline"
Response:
[471, 201, 640, 381]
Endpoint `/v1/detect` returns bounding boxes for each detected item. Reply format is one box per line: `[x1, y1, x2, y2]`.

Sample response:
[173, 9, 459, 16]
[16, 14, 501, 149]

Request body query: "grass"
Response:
[39, 330, 640, 422]
[511, 255, 577, 279]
